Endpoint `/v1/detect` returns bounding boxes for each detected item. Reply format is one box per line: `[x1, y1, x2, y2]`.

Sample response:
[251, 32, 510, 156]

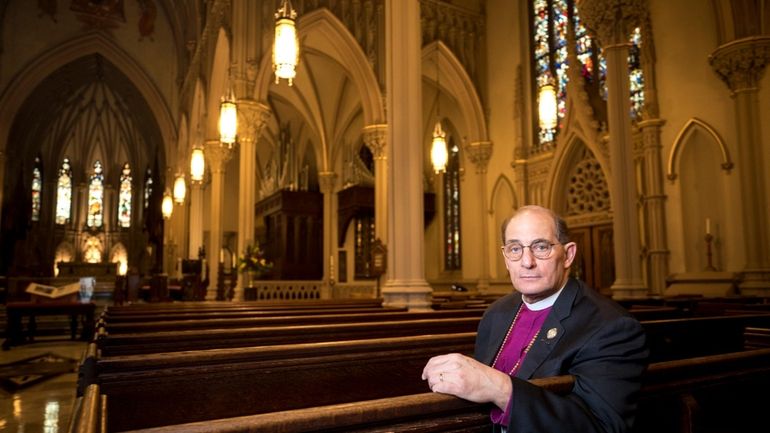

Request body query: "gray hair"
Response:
[500, 205, 570, 244]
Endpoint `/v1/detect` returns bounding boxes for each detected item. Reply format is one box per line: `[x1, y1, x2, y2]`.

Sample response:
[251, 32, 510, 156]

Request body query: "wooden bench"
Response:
[3, 301, 96, 350]
[73, 348, 770, 433]
[96, 333, 478, 431]
[100, 309, 484, 334]
[99, 306, 408, 324]
[95, 316, 482, 356]
[104, 298, 386, 314]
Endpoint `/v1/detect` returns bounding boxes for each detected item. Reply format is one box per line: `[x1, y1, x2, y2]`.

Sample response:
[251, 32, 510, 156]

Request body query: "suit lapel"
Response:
[482, 295, 523, 365]
[515, 279, 580, 379]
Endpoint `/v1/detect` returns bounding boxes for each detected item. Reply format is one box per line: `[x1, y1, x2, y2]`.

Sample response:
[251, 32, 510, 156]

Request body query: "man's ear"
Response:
[563, 242, 577, 268]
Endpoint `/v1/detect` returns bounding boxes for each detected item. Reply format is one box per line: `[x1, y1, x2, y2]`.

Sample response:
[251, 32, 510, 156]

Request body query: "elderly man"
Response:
[422, 205, 648, 433]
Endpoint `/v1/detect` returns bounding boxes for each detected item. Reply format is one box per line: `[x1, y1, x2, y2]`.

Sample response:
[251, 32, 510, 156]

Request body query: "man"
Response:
[422, 205, 648, 433]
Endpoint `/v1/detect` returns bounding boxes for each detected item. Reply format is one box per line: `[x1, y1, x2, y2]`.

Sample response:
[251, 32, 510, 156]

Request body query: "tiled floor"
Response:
[0, 338, 87, 433]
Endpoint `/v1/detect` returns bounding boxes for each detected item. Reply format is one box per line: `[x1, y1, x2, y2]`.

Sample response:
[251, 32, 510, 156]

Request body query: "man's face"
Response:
[502, 210, 576, 303]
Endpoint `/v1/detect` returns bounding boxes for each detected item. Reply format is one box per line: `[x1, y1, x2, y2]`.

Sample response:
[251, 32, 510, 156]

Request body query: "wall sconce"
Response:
[173, 173, 186, 204]
[273, 0, 299, 85]
[161, 190, 173, 220]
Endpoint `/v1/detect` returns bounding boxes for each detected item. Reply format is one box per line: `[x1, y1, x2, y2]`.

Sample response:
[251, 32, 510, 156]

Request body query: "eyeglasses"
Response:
[501, 240, 561, 261]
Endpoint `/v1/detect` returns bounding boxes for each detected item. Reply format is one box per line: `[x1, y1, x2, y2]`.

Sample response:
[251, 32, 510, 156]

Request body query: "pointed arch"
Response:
[667, 117, 734, 181]
[208, 28, 232, 142]
[422, 41, 489, 143]
[254, 8, 384, 126]
[0, 32, 173, 166]
[547, 129, 611, 213]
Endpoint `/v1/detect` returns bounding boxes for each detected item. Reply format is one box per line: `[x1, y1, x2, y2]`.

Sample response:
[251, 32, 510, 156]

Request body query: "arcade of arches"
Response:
[2, 0, 770, 308]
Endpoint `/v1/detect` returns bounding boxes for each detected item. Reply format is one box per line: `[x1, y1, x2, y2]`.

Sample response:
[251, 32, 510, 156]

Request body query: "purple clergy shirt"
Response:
[490, 303, 552, 425]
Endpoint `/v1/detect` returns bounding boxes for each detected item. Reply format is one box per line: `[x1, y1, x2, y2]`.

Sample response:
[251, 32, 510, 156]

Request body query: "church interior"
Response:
[1, 0, 770, 432]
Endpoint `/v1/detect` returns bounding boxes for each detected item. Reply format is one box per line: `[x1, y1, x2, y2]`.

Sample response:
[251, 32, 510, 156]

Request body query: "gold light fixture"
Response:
[431, 121, 448, 174]
[190, 146, 205, 182]
[173, 173, 186, 204]
[219, 72, 238, 147]
[430, 48, 448, 174]
[273, 0, 299, 85]
[161, 190, 174, 219]
[538, 78, 558, 130]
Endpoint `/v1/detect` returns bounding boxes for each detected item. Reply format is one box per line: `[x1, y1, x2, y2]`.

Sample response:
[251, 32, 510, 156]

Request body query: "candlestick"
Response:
[704, 233, 716, 271]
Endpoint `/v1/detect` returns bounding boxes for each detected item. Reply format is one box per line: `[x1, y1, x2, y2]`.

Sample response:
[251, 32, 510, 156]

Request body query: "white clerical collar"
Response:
[523, 281, 567, 311]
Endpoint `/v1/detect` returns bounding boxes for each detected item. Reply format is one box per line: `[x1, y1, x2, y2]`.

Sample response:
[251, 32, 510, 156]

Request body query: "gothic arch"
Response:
[547, 130, 611, 215]
[667, 117, 733, 181]
[254, 8, 384, 126]
[207, 28, 232, 143]
[0, 32, 174, 171]
[422, 41, 489, 144]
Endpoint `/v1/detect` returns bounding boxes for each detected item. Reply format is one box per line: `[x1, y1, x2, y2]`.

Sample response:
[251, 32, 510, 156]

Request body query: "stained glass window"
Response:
[628, 27, 645, 119]
[532, 1, 644, 145]
[87, 160, 104, 228]
[118, 162, 132, 228]
[31, 157, 42, 222]
[55, 158, 73, 225]
[144, 168, 153, 210]
[444, 140, 461, 270]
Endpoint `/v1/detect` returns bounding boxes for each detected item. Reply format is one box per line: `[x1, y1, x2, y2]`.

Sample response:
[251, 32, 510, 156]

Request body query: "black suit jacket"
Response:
[474, 278, 648, 433]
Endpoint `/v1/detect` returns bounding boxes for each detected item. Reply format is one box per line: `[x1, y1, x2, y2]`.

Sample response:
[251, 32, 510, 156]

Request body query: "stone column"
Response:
[189, 182, 203, 259]
[709, 36, 770, 294]
[580, 0, 648, 298]
[465, 140, 493, 292]
[204, 139, 234, 300]
[362, 124, 388, 243]
[383, 0, 432, 310]
[638, 118, 669, 295]
[318, 171, 338, 299]
[235, 100, 271, 301]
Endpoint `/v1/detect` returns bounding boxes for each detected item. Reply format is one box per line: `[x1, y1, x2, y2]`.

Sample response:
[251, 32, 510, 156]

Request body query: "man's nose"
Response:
[520, 248, 536, 268]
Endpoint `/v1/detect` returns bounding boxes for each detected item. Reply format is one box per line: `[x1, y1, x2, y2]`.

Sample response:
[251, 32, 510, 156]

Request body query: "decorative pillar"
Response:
[362, 124, 388, 243]
[709, 36, 770, 294]
[638, 118, 669, 296]
[235, 100, 271, 301]
[384, 0, 432, 310]
[580, 0, 648, 298]
[189, 182, 203, 259]
[318, 171, 338, 299]
[465, 141, 493, 292]
[204, 139, 234, 300]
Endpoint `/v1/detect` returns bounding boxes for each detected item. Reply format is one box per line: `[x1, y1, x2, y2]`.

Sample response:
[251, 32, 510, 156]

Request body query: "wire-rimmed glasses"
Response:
[501, 240, 561, 261]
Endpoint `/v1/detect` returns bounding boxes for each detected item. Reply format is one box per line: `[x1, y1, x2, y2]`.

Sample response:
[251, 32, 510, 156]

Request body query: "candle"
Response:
[706, 218, 711, 235]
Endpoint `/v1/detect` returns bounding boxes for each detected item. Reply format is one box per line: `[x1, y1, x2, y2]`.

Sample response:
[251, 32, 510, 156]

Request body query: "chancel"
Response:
[1, 1, 770, 433]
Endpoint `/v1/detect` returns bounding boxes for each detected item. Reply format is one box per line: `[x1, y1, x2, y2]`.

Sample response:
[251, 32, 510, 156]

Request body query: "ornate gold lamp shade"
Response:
[173, 173, 186, 204]
[190, 147, 205, 182]
[273, 0, 299, 85]
[538, 80, 558, 130]
[161, 190, 174, 219]
[431, 120, 449, 174]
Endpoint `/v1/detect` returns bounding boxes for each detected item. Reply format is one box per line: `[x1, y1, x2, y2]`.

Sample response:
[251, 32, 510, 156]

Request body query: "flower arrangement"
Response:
[237, 243, 273, 275]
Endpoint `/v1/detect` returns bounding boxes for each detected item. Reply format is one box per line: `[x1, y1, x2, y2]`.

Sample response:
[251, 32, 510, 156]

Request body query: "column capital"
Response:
[236, 99, 271, 146]
[465, 141, 493, 174]
[578, 0, 645, 46]
[318, 171, 338, 194]
[361, 124, 388, 159]
[709, 36, 770, 93]
[204, 140, 234, 173]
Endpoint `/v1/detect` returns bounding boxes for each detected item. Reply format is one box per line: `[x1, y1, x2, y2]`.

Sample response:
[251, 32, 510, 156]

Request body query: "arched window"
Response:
[444, 139, 462, 270]
[87, 160, 104, 228]
[118, 162, 132, 228]
[532, 0, 644, 144]
[144, 168, 153, 210]
[31, 156, 43, 222]
[55, 158, 73, 225]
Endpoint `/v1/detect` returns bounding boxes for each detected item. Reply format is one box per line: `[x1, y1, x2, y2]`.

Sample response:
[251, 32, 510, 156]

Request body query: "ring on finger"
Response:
[439, 372, 444, 382]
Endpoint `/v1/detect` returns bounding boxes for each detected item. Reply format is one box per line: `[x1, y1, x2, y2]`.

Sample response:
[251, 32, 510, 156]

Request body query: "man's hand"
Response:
[421, 353, 512, 410]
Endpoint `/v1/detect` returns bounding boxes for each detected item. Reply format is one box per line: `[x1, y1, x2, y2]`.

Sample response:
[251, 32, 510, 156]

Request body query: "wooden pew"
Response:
[91, 348, 770, 433]
[101, 309, 485, 334]
[66, 383, 105, 433]
[95, 316, 483, 356]
[96, 333, 478, 431]
[104, 298, 386, 315]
